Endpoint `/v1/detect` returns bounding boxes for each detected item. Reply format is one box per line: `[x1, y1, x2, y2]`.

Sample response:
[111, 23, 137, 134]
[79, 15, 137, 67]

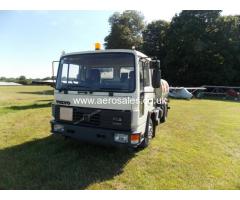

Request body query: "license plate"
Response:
[60, 107, 73, 121]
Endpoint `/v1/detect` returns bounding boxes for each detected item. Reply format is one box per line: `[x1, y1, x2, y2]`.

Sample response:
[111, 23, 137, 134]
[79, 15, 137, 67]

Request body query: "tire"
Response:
[139, 116, 154, 148]
[160, 104, 167, 123]
[151, 115, 157, 138]
[152, 120, 157, 138]
[64, 136, 70, 140]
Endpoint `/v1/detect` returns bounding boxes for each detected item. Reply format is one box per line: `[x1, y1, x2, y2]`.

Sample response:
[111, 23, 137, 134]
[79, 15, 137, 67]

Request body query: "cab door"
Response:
[138, 60, 154, 127]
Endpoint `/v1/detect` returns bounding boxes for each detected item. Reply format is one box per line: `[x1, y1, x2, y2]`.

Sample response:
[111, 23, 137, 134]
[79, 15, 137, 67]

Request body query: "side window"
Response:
[139, 61, 144, 117]
[143, 62, 150, 86]
[139, 61, 144, 91]
[139, 61, 150, 89]
[61, 64, 68, 83]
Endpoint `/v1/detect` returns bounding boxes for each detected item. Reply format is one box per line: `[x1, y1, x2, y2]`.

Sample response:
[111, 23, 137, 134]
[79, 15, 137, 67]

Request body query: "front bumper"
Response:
[50, 120, 139, 147]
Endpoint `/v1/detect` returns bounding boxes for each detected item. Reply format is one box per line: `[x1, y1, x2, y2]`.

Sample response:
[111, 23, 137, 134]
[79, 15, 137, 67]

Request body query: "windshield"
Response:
[56, 52, 135, 92]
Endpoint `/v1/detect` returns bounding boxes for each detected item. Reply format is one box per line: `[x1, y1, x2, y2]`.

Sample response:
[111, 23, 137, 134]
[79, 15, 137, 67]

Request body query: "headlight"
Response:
[114, 133, 128, 143]
[54, 124, 64, 132]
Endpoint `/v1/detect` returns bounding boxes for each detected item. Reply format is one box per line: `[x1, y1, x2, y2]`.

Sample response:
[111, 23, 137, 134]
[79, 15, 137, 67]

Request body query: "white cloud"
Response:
[141, 10, 181, 22]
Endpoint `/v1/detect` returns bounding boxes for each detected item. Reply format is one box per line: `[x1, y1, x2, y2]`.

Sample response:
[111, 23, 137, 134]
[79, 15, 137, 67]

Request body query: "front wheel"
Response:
[139, 117, 154, 148]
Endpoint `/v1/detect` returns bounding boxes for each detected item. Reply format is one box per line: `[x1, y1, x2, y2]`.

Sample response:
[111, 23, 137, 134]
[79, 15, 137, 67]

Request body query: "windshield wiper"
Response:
[72, 85, 91, 88]
[99, 87, 128, 91]
[61, 85, 90, 89]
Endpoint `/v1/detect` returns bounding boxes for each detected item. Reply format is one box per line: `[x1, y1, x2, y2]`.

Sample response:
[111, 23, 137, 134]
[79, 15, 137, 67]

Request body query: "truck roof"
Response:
[62, 49, 150, 59]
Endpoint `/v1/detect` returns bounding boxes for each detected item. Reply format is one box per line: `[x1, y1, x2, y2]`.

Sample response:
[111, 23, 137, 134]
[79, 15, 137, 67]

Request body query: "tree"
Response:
[43, 77, 52, 80]
[164, 10, 222, 86]
[17, 76, 32, 85]
[0, 77, 7, 81]
[104, 11, 145, 49]
[19, 75, 26, 81]
[142, 20, 169, 79]
[103, 10, 240, 86]
[215, 15, 240, 85]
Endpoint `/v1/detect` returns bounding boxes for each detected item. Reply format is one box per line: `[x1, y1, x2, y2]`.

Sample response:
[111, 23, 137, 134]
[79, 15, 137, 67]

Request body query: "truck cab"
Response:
[51, 47, 169, 148]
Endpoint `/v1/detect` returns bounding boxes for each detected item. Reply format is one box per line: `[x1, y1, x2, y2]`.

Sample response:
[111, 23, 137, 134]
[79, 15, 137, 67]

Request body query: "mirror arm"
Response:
[52, 61, 59, 87]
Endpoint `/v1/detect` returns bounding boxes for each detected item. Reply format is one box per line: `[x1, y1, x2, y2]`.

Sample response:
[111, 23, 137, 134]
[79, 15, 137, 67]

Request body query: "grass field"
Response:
[0, 86, 240, 189]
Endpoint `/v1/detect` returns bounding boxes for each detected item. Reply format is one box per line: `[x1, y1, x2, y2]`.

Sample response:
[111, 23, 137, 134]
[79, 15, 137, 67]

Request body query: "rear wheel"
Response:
[151, 115, 157, 138]
[160, 104, 168, 123]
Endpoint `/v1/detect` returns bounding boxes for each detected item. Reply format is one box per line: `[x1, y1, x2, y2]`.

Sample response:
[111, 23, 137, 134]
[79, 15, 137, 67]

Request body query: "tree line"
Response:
[104, 10, 240, 86]
[0, 76, 52, 85]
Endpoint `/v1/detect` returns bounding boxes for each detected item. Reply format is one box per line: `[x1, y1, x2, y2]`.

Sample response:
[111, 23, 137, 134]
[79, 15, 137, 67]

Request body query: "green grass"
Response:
[0, 86, 240, 189]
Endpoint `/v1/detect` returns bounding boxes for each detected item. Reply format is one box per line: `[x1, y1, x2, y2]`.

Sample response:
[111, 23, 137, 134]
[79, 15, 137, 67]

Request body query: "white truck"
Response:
[51, 44, 169, 148]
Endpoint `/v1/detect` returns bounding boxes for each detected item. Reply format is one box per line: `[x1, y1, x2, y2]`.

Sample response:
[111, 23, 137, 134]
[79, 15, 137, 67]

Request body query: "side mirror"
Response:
[52, 61, 59, 88]
[150, 60, 160, 69]
[151, 60, 161, 88]
[152, 68, 161, 88]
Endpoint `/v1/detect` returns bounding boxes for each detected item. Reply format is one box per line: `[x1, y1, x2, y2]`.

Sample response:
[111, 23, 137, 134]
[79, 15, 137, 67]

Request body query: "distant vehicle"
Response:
[50, 43, 170, 149]
[199, 85, 240, 100]
[169, 87, 206, 100]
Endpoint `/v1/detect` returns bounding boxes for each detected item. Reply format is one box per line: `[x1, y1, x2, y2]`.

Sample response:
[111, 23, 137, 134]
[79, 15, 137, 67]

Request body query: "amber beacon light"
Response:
[95, 42, 101, 50]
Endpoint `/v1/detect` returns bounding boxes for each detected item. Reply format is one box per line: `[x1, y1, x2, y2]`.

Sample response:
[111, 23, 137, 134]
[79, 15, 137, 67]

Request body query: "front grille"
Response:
[54, 105, 131, 131]
[73, 107, 100, 126]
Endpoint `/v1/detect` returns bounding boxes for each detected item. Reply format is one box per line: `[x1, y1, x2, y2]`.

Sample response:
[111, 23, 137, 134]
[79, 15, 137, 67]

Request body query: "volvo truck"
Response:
[51, 44, 169, 148]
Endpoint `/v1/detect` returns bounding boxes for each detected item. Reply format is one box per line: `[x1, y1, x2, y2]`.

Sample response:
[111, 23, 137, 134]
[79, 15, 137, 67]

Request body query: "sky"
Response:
[0, 10, 239, 78]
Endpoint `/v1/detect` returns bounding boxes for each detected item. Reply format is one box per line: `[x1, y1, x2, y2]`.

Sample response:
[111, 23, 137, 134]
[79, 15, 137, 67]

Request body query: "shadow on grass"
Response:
[36, 99, 53, 102]
[0, 135, 134, 189]
[18, 90, 54, 95]
[7, 102, 52, 111]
